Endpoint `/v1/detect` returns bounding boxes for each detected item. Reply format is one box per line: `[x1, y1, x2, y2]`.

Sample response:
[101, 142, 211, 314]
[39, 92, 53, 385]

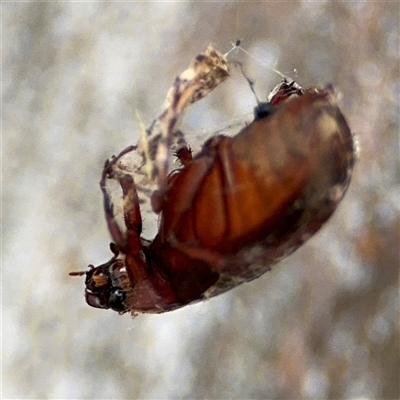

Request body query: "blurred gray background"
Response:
[3, 2, 399, 399]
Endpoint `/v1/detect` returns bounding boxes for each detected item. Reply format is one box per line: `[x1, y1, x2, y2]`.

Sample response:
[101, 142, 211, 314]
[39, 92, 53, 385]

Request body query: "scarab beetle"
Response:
[70, 79, 356, 315]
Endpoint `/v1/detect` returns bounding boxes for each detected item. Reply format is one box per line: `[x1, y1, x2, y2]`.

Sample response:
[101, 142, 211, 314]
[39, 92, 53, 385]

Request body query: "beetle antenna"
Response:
[69, 264, 95, 276]
[69, 271, 88, 277]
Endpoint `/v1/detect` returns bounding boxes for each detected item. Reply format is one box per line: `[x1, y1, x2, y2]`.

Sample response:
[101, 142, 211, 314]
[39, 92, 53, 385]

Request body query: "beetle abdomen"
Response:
[160, 89, 354, 258]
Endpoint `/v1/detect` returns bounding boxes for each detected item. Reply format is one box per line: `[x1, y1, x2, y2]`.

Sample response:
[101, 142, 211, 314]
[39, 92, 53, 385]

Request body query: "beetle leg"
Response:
[100, 145, 137, 248]
[109, 242, 120, 257]
[121, 176, 154, 282]
[174, 146, 193, 167]
[151, 145, 194, 214]
[104, 155, 153, 282]
[118, 174, 143, 240]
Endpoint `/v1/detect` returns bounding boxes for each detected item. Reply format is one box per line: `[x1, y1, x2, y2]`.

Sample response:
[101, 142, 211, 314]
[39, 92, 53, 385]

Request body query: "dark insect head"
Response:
[69, 256, 129, 314]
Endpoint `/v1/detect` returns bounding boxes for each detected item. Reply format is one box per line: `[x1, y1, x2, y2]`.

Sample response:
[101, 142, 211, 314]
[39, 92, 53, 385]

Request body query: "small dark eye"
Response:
[108, 287, 128, 313]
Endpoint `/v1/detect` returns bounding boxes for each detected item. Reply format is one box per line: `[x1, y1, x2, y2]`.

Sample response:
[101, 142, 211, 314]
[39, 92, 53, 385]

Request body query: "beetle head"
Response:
[69, 254, 129, 314]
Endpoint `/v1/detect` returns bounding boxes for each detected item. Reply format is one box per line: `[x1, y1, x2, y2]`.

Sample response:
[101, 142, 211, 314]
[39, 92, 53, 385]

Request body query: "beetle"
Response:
[70, 79, 356, 314]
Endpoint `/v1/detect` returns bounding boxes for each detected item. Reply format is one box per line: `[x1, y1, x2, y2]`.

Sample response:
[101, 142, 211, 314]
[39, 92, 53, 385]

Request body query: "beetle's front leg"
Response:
[118, 172, 153, 283]
[101, 147, 152, 283]
[100, 145, 137, 249]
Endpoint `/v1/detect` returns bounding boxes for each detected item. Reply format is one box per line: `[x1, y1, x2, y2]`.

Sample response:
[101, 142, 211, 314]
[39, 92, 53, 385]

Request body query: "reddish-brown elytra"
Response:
[70, 79, 355, 315]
